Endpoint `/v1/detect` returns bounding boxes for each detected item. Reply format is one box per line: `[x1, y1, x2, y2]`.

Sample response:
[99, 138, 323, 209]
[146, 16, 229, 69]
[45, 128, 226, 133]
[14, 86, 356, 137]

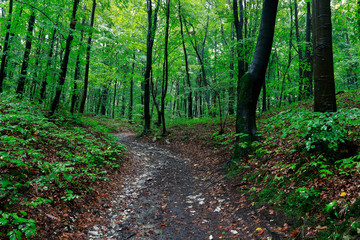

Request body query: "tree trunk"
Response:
[233, 0, 279, 160]
[179, 0, 193, 119]
[228, 23, 235, 115]
[100, 83, 109, 116]
[112, 80, 117, 118]
[79, 0, 96, 114]
[16, 11, 35, 96]
[0, 0, 13, 93]
[304, 1, 313, 97]
[312, 0, 337, 112]
[294, 0, 304, 100]
[48, 0, 80, 116]
[128, 51, 135, 122]
[161, 0, 170, 136]
[143, 0, 161, 134]
[40, 28, 56, 104]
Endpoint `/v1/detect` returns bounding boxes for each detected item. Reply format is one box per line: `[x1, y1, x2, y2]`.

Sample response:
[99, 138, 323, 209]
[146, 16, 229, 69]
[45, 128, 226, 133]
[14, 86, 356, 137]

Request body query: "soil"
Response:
[86, 133, 290, 240]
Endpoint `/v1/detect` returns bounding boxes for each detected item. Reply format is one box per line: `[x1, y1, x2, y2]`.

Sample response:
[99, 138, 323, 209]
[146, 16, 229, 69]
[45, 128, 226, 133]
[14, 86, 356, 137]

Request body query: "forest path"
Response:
[86, 133, 278, 240]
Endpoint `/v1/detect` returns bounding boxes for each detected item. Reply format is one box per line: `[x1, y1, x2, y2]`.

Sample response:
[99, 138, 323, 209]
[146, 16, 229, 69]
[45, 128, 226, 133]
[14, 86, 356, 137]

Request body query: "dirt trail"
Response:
[86, 133, 282, 240]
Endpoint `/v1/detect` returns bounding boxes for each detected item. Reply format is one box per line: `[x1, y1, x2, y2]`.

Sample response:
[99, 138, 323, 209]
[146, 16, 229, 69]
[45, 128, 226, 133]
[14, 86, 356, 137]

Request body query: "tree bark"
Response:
[294, 0, 304, 100]
[312, 0, 337, 112]
[48, 0, 80, 116]
[178, 0, 193, 119]
[228, 23, 235, 115]
[0, 0, 13, 93]
[233, 0, 279, 160]
[71, 19, 85, 114]
[79, 0, 96, 113]
[128, 51, 135, 122]
[304, 1, 313, 97]
[143, 0, 161, 134]
[161, 0, 170, 136]
[16, 11, 36, 96]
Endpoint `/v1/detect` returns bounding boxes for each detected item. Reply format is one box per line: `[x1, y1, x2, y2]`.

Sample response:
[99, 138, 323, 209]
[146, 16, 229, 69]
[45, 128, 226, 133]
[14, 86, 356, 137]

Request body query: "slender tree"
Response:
[39, 28, 57, 103]
[16, 11, 36, 96]
[304, 1, 313, 97]
[178, 0, 193, 119]
[312, 0, 337, 112]
[143, 0, 161, 134]
[79, 0, 96, 113]
[0, 0, 13, 93]
[233, 0, 279, 160]
[48, 0, 80, 116]
[128, 51, 135, 122]
[160, 0, 171, 135]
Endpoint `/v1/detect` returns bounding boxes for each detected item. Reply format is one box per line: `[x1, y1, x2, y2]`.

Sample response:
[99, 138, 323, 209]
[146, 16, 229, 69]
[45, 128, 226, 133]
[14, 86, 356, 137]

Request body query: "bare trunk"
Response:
[79, 0, 96, 113]
[313, 0, 337, 112]
[48, 0, 80, 116]
[16, 11, 35, 96]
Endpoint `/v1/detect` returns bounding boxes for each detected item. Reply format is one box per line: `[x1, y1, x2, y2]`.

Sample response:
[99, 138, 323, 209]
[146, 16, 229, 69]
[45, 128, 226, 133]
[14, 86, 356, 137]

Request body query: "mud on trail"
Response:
[86, 133, 286, 240]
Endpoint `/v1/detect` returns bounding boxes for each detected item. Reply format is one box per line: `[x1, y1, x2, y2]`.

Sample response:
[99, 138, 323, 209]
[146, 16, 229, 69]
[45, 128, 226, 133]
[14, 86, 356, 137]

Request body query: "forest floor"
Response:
[86, 132, 290, 240]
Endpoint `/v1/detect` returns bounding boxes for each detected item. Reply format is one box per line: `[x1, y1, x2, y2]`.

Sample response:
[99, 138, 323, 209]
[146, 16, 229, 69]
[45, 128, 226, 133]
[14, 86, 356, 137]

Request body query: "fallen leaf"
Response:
[290, 229, 300, 237]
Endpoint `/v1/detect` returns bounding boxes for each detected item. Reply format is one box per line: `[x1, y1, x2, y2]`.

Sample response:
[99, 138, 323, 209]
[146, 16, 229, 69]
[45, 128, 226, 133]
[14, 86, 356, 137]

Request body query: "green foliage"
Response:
[0, 211, 37, 240]
[0, 95, 124, 238]
[269, 108, 360, 154]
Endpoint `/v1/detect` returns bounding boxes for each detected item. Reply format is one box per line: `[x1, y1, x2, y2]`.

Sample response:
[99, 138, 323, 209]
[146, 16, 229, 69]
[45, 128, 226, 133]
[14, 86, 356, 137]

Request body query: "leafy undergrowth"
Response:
[0, 95, 126, 240]
[145, 90, 360, 239]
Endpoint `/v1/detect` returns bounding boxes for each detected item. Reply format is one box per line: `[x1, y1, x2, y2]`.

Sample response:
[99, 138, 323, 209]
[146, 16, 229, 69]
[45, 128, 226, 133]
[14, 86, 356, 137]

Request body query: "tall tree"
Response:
[0, 0, 13, 93]
[304, 1, 313, 97]
[16, 11, 36, 96]
[233, 0, 245, 84]
[49, 0, 80, 116]
[39, 28, 57, 104]
[143, 0, 161, 134]
[312, 0, 337, 112]
[233, 0, 279, 160]
[178, 0, 193, 119]
[160, 0, 171, 135]
[79, 0, 97, 113]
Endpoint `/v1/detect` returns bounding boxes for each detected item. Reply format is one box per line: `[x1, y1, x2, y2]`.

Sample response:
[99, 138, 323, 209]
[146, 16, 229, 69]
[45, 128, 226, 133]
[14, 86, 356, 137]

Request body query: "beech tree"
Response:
[312, 0, 337, 112]
[233, 0, 279, 160]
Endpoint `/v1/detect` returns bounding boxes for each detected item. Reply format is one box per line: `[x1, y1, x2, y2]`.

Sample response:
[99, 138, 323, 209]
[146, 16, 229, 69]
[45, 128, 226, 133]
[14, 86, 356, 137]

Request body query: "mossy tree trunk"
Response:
[233, 0, 279, 160]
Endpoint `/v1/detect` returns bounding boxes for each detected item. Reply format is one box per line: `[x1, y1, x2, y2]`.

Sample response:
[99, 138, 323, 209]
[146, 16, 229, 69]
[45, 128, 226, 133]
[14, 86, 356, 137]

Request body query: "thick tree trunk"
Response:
[0, 0, 13, 93]
[79, 0, 96, 114]
[48, 0, 80, 116]
[16, 11, 35, 96]
[233, 0, 278, 160]
[312, 0, 337, 112]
